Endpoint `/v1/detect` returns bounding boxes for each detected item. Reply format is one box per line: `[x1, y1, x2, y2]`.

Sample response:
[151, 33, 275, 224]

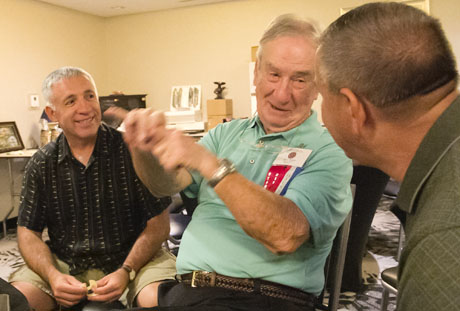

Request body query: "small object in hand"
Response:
[86, 280, 98, 296]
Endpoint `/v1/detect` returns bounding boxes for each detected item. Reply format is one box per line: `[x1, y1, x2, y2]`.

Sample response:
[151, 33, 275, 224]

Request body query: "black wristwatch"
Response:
[121, 264, 136, 281]
[208, 158, 236, 188]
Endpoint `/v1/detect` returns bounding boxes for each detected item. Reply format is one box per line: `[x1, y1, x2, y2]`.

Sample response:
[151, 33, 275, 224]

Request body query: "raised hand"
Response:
[104, 107, 218, 178]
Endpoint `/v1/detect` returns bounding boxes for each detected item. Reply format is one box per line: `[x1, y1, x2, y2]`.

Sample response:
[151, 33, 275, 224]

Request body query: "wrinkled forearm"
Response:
[130, 147, 191, 197]
[214, 173, 310, 254]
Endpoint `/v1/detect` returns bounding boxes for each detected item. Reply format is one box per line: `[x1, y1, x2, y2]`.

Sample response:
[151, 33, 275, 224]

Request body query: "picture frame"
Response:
[0, 121, 25, 153]
[170, 85, 201, 111]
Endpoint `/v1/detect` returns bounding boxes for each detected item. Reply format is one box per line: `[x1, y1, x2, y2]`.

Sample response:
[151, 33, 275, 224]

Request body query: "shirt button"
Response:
[259, 140, 264, 145]
[249, 159, 255, 164]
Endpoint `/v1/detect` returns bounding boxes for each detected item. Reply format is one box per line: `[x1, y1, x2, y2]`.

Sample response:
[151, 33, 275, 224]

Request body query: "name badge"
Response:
[263, 148, 312, 195]
[273, 147, 312, 168]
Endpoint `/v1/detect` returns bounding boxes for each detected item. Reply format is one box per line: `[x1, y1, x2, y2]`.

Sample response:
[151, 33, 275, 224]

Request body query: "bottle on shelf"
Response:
[48, 122, 60, 142]
[39, 119, 51, 147]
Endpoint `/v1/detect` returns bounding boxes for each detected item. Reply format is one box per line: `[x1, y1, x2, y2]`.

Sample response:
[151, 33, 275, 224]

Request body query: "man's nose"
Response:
[76, 98, 93, 112]
[273, 79, 292, 104]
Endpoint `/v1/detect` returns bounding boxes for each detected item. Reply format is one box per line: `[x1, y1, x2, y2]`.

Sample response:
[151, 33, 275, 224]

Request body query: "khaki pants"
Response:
[9, 248, 177, 307]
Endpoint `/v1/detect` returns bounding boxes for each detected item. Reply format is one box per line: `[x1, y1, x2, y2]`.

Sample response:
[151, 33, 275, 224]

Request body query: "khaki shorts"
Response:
[9, 248, 177, 307]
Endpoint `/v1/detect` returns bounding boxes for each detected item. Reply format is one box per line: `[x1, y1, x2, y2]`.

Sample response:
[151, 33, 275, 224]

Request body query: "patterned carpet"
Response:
[0, 197, 401, 310]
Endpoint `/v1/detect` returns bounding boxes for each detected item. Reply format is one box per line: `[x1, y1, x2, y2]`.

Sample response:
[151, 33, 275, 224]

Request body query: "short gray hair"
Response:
[257, 14, 321, 62]
[43, 66, 96, 109]
[318, 2, 457, 108]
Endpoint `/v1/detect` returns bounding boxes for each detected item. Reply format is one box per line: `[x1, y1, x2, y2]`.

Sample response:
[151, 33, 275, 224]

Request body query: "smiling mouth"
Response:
[75, 117, 94, 125]
[270, 104, 288, 112]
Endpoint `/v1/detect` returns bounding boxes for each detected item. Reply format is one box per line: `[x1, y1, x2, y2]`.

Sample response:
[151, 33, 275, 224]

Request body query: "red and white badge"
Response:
[263, 147, 312, 195]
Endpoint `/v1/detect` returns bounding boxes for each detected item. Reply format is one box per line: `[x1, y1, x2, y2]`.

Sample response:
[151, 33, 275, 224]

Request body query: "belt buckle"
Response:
[191, 271, 199, 287]
[191, 271, 216, 288]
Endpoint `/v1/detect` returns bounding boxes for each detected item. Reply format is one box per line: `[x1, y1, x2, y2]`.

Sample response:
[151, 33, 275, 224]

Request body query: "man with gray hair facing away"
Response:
[107, 14, 352, 311]
[9, 67, 176, 310]
[316, 2, 460, 310]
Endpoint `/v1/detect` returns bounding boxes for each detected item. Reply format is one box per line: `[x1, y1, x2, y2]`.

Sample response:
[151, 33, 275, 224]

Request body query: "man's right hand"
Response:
[105, 107, 219, 177]
[48, 271, 86, 307]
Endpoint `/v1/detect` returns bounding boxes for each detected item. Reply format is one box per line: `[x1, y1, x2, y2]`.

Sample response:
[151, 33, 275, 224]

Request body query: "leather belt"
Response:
[176, 271, 316, 306]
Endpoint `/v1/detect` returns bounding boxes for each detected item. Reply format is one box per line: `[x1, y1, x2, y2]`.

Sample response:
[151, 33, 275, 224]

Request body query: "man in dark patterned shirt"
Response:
[9, 67, 176, 310]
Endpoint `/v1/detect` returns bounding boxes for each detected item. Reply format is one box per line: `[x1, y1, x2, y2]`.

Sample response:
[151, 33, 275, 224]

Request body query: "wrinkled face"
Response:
[48, 75, 101, 143]
[254, 36, 318, 134]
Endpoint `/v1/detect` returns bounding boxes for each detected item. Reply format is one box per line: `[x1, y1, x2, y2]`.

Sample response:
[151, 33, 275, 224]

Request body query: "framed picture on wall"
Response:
[0, 121, 25, 153]
[170, 85, 201, 111]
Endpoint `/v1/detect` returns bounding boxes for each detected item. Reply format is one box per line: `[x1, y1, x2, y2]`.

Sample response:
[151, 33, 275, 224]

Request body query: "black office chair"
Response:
[379, 211, 403, 311]
[165, 192, 197, 255]
[315, 184, 355, 311]
[0, 278, 30, 311]
[340, 166, 390, 293]
[380, 266, 398, 311]
[380, 181, 402, 311]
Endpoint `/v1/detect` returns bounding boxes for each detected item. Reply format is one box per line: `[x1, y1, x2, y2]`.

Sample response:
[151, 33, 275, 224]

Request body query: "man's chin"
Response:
[70, 127, 99, 140]
[263, 122, 297, 134]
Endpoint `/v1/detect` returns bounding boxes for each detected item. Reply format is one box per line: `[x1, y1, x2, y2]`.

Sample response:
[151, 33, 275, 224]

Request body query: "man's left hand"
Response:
[87, 269, 129, 302]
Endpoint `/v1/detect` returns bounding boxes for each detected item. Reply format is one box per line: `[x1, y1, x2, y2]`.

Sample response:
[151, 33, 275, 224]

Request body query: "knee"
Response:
[135, 282, 160, 307]
[11, 281, 56, 311]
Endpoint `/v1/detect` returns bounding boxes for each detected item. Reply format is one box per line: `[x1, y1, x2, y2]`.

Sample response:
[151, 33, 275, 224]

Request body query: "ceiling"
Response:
[36, 0, 239, 17]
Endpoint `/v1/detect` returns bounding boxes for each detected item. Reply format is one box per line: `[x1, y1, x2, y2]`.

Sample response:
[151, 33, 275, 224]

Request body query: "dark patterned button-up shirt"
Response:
[18, 124, 170, 275]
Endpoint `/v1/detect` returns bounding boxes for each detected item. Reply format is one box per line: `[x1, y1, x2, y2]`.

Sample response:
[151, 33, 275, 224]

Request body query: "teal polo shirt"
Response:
[178, 111, 352, 294]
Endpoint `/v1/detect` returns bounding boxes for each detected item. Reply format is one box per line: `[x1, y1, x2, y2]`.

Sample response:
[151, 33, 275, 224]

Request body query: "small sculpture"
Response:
[214, 82, 226, 99]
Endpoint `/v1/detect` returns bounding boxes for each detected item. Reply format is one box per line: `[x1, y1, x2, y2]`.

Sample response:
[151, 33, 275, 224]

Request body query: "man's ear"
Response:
[339, 88, 368, 135]
[45, 106, 58, 122]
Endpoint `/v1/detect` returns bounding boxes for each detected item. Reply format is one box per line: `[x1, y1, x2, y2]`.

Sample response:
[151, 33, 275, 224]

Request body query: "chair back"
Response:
[316, 184, 355, 311]
[0, 278, 29, 311]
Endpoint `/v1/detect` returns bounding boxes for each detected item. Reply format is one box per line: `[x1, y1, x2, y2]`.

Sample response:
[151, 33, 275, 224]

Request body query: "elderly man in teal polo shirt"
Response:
[108, 14, 352, 311]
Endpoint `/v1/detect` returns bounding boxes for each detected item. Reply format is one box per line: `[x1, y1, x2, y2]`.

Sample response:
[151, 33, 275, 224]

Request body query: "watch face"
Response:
[129, 270, 136, 281]
[122, 265, 136, 281]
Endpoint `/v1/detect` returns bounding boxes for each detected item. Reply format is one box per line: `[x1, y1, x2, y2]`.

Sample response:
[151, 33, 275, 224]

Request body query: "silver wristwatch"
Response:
[208, 158, 236, 188]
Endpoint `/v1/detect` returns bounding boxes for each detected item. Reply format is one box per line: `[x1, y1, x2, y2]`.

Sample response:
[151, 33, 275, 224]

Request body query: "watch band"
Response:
[208, 158, 236, 188]
[121, 264, 136, 281]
